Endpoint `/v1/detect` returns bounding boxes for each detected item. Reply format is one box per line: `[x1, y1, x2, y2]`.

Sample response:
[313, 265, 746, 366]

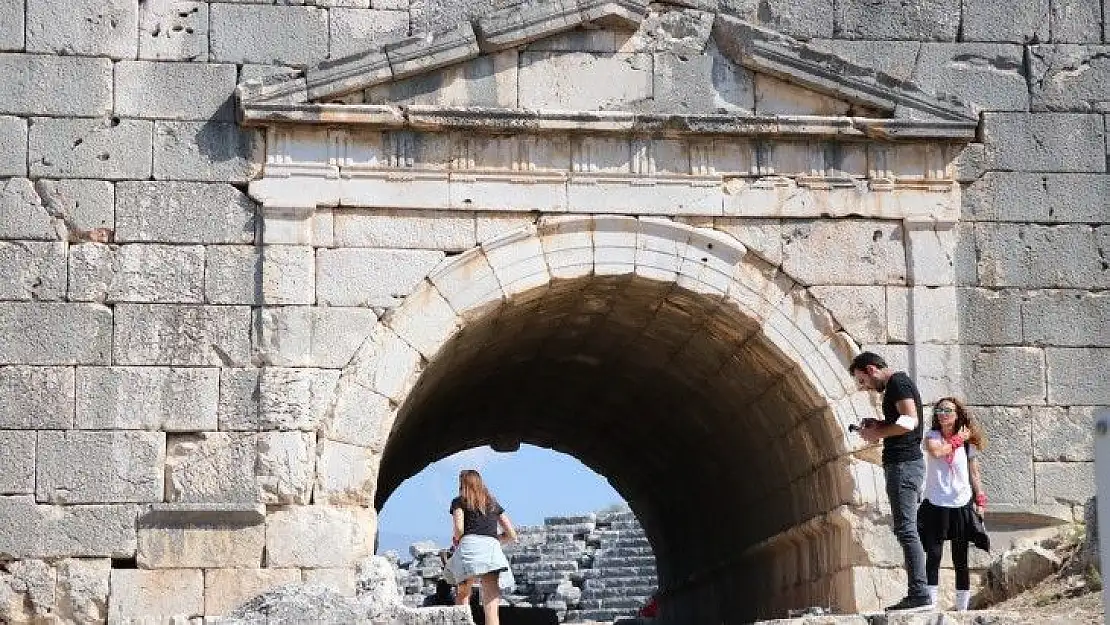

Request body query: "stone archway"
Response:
[319, 216, 893, 622]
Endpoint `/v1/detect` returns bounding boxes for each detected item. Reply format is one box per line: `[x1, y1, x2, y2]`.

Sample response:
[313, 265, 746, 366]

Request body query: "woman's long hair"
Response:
[458, 469, 493, 513]
[931, 396, 987, 450]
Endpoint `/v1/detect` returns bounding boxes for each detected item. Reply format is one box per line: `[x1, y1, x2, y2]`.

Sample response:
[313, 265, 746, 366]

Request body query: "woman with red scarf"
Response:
[917, 397, 990, 611]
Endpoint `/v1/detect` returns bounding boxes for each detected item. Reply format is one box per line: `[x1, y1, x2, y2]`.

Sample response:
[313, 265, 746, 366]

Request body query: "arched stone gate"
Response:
[316, 216, 895, 621]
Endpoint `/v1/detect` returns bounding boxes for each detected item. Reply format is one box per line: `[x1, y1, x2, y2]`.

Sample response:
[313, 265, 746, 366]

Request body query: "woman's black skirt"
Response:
[917, 499, 990, 551]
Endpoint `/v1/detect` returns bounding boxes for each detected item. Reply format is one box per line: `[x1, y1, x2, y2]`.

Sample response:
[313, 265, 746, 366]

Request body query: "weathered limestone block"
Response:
[755, 73, 851, 115]
[1022, 290, 1110, 346]
[317, 248, 446, 307]
[0, 116, 26, 177]
[1035, 462, 1095, 505]
[964, 171, 1110, 222]
[69, 243, 207, 303]
[0, 559, 55, 624]
[1030, 44, 1110, 112]
[518, 51, 653, 110]
[322, 379, 392, 451]
[33, 179, 115, 239]
[166, 433, 258, 503]
[254, 306, 380, 368]
[153, 122, 264, 183]
[726, 0, 833, 39]
[37, 430, 165, 504]
[807, 39, 920, 82]
[367, 49, 519, 107]
[912, 43, 1028, 112]
[210, 4, 329, 65]
[108, 569, 204, 623]
[27, 0, 137, 58]
[115, 61, 238, 121]
[476, 213, 535, 244]
[982, 113, 1106, 172]
[0, 497, 138, 558]
[957, 288, 1023, 345]
[344, 323, 423, 402]
[262, 246, 316, 305]
[259, 368, 340, 430]
[0, 432, 34, 495]
[218, 368, 262, 432]
[0, 55, 112, 117]
[116, 181, 256, 244]
[0, 179, 63, 241]
[0, 1, 22, 50]
[976, 223, 1110, 288]
[835, 0, 959, 40]
[962, 346, 1046, 405]
[0, 241, 67, 301]
[114, 304, 252, 366]
[207, 246, 261, 305]
[257, 432, 316, 504]
[303, 568, 356, 597]
[205, 568, 302, 616]
[1046, 347, 1110, 404]
[315, 440, 377, 505]
[334, 209, 477, 251]
[809, 286, 886, 344]
[410, 0, 497, 35]
[138, 521, 265, 569]
[266, 506, 375, 567]
[0, 303, 112, 365]
[0, 366, 74, 429]
[974, 406, 1034, 503]
[1032, 406, 1096, 462]
[75, 366, 219, 431]
[381, 281, 461, 361]
[961, 0, 1048, 43]
[225, 582, 367, 624]
[139, 0, 209, 61]
[29, 117, 154, 180]
[1051, 0, 1102, 42]
[55, 559, 110, 624]
[330, 8, 410, 59]
[781, 220, 906, 286]
[653, 45, 754, 113]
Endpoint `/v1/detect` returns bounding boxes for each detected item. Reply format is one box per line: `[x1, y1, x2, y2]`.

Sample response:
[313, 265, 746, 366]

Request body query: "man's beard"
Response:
[874, 377, 886, 391]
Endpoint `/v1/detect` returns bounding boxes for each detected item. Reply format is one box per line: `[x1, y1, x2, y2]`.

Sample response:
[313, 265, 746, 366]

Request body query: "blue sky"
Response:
[376, 444, 625, 555]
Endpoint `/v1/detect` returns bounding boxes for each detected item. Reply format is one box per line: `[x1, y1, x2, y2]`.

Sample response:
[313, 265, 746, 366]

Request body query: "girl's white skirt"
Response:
[444, 534, 515, 591]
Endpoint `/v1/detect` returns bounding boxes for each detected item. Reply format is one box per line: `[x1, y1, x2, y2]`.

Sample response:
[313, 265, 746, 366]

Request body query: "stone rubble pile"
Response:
[390, 508, 658, 623]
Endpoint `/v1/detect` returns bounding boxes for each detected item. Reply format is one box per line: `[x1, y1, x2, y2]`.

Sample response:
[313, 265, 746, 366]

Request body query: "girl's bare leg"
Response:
[479, 573, 501, 625]
[455, 577, 473, 606]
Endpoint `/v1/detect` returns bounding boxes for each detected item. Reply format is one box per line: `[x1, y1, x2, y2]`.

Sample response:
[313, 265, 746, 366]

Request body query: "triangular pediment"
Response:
[237, 0, 977, 140]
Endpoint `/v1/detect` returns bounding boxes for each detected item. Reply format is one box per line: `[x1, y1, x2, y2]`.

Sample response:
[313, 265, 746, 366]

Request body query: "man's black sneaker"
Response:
[884, 595, 934, 612]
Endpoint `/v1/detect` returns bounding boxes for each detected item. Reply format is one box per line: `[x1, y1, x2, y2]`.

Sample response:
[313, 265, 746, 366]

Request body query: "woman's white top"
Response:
[923, 430, 978, 508]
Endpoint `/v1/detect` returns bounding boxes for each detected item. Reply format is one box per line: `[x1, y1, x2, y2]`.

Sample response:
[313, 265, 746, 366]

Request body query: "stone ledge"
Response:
[139, 503, 266, 527]
[984, 503, 1075, 528]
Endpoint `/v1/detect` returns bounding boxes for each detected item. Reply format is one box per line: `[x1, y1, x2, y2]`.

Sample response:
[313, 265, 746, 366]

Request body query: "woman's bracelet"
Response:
[948, 434, 965, 449]
[974, 492, 987, 507]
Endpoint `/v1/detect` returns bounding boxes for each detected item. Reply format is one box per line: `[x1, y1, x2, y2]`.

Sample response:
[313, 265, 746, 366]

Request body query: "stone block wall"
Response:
[0, 0, 1107, 621]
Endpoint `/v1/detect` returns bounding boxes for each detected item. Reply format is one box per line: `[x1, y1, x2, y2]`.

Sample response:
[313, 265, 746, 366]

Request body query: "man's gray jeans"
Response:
[884, 457, 927, 599]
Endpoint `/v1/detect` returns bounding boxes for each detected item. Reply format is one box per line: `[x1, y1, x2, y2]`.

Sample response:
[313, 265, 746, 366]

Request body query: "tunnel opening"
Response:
[372, 257, 870, 623]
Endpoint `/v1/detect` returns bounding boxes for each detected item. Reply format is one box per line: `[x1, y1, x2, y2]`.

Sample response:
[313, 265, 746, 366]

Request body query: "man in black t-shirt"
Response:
[850, 351, 931, 612]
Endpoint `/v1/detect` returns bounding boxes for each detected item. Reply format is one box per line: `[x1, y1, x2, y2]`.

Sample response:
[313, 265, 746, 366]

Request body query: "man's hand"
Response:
[860, 420, 882, 443]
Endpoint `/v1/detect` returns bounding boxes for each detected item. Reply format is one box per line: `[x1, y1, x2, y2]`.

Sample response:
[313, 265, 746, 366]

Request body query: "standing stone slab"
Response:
[265, 506, 375, 567]
[0, 242, 67, 301]
[153, 122, 264, 183]
[26, 0, 138, 59]
[961, 0, 1048, 42]
[37, 431, 165, 504]
[68, 243, 207, 303]
[1046, 347, 1110, 404]
[113, 304, 252, 366]
[0, 116, 26, 177]
[55, 558, 111, 624]
[33, 179, 116, 239]
[75, 366, 219, 431]
[982, 113, 1107, 172]
[1030, 45, 1110, 112]
[210, 4, 329, 65]
[0, 303, 112, 365]
[115, 61, 238, 121]
[0, 431, 35, 494]
[0, 497, 138, 558]
[835, 0, 960, 40]
[316, 248, 446, 307]
[116, 181, 256, 244]
[912, 43, 1029, 112]
[206, 246, 262, 305]
[139, 0, 210, 61]
[0, 55, 113, 117]
[0, 0, 22, 50]
[108, 569, 204, 623]
[165, 432, 259, 503]
[0, 366, 75, 429]
[29, 118, 154, 180]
